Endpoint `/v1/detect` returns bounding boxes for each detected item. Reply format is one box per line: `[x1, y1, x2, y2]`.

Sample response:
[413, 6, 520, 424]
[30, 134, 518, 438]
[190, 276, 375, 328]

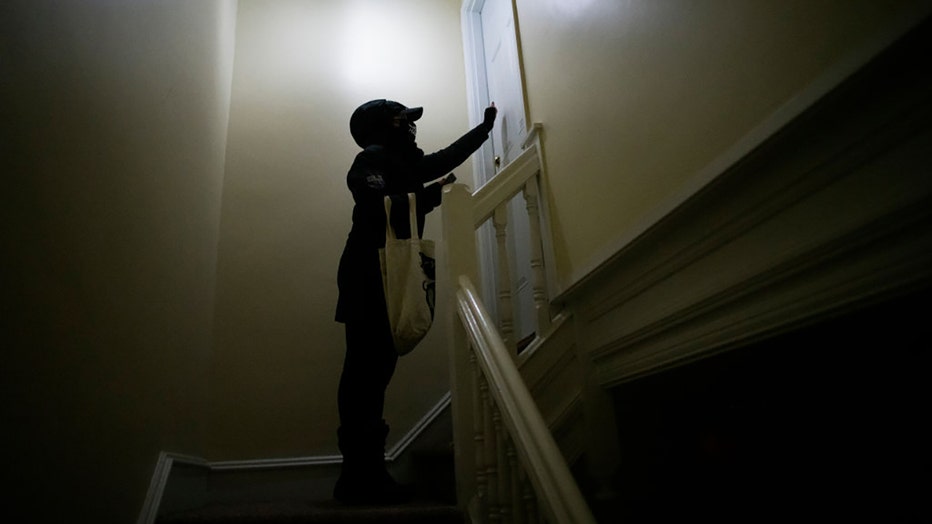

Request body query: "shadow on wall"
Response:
[610, 286, 932, 521]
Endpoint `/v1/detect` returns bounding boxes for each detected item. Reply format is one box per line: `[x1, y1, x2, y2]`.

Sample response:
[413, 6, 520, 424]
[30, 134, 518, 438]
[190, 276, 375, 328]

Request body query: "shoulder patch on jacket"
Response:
[365, 172, 385, 189]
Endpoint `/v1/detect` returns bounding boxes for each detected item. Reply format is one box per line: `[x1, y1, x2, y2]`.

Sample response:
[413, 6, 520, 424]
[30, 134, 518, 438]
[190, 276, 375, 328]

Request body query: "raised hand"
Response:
[482, 102, 497, 131]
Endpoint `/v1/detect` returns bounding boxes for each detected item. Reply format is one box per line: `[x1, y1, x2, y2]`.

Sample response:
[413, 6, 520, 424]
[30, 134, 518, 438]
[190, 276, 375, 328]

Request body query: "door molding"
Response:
[461, 0, 537, 324]
[460, 0, 495, 188]
[461, 0, 498, 317]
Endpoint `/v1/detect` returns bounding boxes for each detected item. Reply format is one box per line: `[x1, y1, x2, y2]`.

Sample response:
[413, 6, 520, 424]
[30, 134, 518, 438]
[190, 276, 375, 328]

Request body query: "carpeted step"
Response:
[158, 410, 465, 523]
[407, 447, 456, 505]
[156, 499, 465, 524]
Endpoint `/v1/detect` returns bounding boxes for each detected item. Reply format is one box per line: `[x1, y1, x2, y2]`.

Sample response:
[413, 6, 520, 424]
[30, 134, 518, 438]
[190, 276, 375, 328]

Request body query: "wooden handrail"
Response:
[455, 275, 596, 524]
[471, 145, 541, 228]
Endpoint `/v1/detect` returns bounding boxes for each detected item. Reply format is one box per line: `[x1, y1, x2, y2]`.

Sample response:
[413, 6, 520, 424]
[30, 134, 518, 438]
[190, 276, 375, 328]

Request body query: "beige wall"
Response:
[513, 0, 931, 286]
[2, 0, 236, 521]
[7, 0, 929, 518]
[209, 0, 470, 459]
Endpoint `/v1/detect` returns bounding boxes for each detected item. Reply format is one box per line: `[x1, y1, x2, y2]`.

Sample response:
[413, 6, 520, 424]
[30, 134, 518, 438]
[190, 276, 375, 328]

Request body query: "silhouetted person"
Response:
[334, 99, 497, 504]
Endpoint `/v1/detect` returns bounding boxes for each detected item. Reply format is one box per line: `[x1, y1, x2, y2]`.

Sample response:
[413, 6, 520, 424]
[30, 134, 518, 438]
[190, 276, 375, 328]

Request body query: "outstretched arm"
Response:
[416, 104, 497, 182]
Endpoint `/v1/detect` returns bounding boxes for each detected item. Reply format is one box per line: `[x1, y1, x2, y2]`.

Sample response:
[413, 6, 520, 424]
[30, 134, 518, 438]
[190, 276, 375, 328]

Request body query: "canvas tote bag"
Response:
[379, 193, 436, 355]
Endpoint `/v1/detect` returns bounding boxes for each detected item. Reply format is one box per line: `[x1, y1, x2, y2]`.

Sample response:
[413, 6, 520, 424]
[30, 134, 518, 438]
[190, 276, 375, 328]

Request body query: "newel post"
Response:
[441, 183, 479, 513]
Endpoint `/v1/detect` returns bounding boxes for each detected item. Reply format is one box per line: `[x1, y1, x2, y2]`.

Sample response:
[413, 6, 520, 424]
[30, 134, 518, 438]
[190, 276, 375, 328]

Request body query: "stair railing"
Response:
[442, 143, 596, 523]
[454, 275, 596, 524]
[465, 144, 557, 351]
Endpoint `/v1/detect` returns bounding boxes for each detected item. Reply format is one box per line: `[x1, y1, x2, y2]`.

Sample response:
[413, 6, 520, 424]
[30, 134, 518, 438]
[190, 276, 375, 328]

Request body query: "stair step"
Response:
[405, 447, 456, 505]
[157, 499, 465, 524]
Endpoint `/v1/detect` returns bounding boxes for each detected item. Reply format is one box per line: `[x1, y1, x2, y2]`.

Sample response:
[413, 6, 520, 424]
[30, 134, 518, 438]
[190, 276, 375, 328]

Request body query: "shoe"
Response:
[334, 421, 414, 505]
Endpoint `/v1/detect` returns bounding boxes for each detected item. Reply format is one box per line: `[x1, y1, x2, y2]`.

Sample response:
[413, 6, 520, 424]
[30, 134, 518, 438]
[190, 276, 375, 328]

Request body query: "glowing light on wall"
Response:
[341, 1, 420, 95]
[546, 0, 598, 18]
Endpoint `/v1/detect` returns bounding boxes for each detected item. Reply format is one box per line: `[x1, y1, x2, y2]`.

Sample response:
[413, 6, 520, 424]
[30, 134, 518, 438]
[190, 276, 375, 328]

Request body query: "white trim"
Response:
[471, 145, 541, 226]
[138, 394, 454, 522]
[566, 16, 932, 387]
[461, 0, 499, 320]
[456, 276, 597, 523]
[209, 454, 343, 471]
[461, 0, 494, 188]
[520, 122, 543, 150]
[385, 391, 453, 460]
[528, 139, 563, 301]
[559, 5, 932, 299]
[136, 452, 209, 524]
[180, 392, 453, 470]
[136, 452, 171, 524]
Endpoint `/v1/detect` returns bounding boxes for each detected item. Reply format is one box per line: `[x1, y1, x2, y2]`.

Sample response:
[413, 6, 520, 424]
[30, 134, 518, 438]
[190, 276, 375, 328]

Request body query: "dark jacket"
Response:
[335, 124, 490, 323]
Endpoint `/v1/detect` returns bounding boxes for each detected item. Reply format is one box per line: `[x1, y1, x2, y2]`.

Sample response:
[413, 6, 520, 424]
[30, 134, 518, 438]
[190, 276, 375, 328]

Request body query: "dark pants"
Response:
[334, 318, 413, 503]
[337, 317, 398, 448]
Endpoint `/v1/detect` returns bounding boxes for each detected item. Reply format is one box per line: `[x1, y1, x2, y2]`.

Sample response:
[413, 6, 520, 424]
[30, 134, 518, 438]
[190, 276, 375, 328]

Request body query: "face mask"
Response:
[392, 115, 417, 143]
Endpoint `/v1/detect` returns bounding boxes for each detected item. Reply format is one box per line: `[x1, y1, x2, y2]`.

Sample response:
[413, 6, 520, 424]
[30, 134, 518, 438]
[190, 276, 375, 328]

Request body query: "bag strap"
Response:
[383, 193, 421, 241]
[383, 196, 396, 241]
[407, 193, 420, 240]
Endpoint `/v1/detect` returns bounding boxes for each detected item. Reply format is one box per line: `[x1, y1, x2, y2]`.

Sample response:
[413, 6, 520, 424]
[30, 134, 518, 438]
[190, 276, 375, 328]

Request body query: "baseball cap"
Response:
[350, 99, 423, 147]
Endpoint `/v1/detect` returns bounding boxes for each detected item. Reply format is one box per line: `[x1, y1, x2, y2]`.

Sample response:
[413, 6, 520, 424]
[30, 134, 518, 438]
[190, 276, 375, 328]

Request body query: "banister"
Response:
[471, 145, 542, 228]
[521, 122, 544, 150]
[455, 275, 597, 524]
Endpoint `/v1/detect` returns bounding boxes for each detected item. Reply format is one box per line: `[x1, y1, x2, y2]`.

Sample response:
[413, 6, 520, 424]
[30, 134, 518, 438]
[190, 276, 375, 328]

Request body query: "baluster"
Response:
[521, 470, 539, 524]
[471, 353, 487, 515]
[479, 375, 500, 522]
[492, 405, 512, 524]
[492, 204, 516, 352]
[506, 439, 525, 524]
[522, 176, 551, 335]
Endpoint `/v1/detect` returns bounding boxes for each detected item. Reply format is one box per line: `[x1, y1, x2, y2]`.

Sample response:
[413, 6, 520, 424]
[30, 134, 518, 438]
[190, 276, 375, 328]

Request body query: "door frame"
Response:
[461, 0, 535, 322]
[460, 0, 496, 188]
[461, 0, 533, 181]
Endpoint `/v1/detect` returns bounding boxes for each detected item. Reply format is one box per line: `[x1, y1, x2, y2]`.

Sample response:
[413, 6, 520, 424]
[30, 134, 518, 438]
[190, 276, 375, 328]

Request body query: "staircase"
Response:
[155, 412, 464, 523]
[155, 457, 463, 524]
[156, 500, 464, 524]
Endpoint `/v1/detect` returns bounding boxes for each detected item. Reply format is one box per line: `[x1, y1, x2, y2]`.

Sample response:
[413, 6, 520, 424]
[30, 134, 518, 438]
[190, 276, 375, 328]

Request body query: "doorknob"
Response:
[494, 155, 501, 168]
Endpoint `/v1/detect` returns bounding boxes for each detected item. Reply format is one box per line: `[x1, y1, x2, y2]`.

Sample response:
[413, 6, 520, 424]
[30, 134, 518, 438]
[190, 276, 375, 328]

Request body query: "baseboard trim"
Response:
[137, 452, 209, 524]
[137, 393, 453, 522]
[209, 454, 343, 471]
[385, 391, 452, 461]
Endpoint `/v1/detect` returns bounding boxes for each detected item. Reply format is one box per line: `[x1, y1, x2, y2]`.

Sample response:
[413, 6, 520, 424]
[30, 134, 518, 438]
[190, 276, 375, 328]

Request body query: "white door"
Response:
[479, 0, 527, 173]
[464, 0, 536, 344]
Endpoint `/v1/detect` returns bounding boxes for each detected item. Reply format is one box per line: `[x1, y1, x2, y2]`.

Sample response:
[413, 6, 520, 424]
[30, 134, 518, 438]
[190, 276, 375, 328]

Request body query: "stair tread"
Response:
[157, 499, 464, 523]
